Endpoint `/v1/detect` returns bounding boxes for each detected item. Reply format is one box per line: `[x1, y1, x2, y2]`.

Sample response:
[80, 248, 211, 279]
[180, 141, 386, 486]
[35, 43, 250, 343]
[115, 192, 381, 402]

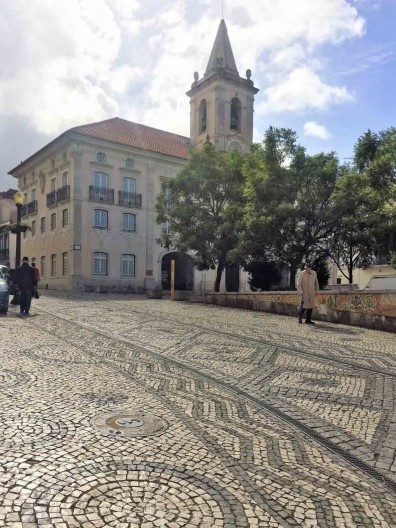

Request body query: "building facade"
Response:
[8, 19, 260, 293]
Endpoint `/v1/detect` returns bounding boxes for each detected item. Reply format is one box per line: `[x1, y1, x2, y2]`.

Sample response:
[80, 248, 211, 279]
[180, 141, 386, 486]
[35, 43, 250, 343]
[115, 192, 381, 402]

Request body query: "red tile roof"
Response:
[69, 117, 190, 159]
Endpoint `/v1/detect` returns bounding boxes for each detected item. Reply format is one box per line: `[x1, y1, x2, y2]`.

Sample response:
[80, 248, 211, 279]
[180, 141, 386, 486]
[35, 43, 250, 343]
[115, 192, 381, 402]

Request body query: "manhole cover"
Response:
[91, 412, 168, 437]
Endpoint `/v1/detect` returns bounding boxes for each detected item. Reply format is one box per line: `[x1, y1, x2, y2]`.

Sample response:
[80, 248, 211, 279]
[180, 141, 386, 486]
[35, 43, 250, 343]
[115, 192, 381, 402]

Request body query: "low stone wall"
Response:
[205, 290, 396, 333]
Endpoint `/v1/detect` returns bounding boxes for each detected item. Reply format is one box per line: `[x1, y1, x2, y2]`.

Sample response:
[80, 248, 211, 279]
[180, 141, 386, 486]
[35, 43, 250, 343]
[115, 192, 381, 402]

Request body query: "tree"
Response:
[244, 260, 281, 291]
[310, 254, 330, 289]
[240, 128, 342, 288]
[355, 127, 396, 261]
[156, 143, 245, 292]
[324, 169, 382, 284]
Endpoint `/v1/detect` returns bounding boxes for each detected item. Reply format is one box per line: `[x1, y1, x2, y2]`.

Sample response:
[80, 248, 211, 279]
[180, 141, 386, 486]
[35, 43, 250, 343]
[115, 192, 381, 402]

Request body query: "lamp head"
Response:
[13, 191, 25, 206]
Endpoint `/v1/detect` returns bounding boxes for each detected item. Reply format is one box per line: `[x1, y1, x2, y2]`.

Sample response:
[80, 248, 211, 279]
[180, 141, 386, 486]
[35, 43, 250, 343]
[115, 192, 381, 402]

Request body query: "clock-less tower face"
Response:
[186, 20, 259, 153]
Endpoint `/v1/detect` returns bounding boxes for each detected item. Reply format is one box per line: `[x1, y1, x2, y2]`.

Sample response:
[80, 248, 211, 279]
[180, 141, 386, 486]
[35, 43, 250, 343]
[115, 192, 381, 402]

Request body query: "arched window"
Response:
[199, 99, 207, 134]
[230, 97, 241, 132]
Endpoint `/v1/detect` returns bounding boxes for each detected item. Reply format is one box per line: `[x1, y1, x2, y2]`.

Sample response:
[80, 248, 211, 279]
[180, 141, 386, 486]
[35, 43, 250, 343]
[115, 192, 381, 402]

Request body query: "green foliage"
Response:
[156, 125, 395, 292]
[156, 143, 245, 291]
[244, 260, 281, 291]
[240, 128, 341, 287]
[309, 255, 330, 289]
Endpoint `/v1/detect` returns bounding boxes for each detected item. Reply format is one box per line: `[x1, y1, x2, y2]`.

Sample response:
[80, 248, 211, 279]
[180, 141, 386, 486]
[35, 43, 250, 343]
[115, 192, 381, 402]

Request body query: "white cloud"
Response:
[259, 67, 353, 114]
[0, 0, 366, 150]
[303, 121, 331, 140]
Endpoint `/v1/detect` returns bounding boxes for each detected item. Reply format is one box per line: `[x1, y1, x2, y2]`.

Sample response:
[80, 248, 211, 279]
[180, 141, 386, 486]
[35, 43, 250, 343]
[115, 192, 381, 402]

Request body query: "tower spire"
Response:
[187, 18, 259, 152]
[205, 19, 238, 77]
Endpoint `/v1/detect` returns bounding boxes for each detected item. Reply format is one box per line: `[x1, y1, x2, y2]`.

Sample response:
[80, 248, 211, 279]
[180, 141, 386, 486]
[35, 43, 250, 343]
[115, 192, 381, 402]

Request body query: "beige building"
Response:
[8, 20, 259, 293]
[0, 191, 18, 269]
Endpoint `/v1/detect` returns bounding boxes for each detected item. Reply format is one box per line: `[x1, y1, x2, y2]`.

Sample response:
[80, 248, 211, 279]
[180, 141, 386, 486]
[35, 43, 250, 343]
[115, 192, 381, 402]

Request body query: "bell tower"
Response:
[187, 19, 259, 152]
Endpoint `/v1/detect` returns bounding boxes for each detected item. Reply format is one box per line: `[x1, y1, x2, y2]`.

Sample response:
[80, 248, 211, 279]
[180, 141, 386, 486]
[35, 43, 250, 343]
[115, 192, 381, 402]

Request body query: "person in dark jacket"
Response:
[15, 257, 37, 315]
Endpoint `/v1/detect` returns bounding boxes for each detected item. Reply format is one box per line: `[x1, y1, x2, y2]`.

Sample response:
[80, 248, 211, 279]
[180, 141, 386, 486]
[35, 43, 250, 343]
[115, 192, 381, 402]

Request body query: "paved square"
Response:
[0, 293, 395, 527]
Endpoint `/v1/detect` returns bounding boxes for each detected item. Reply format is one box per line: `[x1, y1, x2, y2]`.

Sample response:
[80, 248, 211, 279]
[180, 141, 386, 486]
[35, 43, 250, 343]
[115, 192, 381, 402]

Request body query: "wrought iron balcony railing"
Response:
[57, 184, 70, 202]
[46, 191, 57, 207]
[118, 191, 142, 207]
[21, 200, 38, 216]
[89, 186, 114, 203]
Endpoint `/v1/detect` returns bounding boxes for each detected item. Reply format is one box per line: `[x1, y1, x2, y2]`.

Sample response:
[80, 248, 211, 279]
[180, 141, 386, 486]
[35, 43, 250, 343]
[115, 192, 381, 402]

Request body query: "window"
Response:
[161, 220, 169, 234]
[50, 178, 56, 192]
[122, 213, 136, 231]
[337, 278, 342, 285]
[93, 171, 108, 188]
[96, 152, 106, 163]
[61, 171, 68, 186]
[31, 188, 36, 201]
[122, 177, 136, 193]
[121, 254, 135, 277]
[93, 252, 108, 275]
[62, 209, 69, 227]
[93, 209, 108, 228]
[40, 256, 46, 277]
[31, 220, 36, 236]
[199, 99, 207, 134]
[40, 217, 46, 233]
[162, 182, 172, 211]
[62, 252, 69, 275]
[51, 213, 56, 231]
[230, 97, 241, 131]
[51, 254, 56, 276]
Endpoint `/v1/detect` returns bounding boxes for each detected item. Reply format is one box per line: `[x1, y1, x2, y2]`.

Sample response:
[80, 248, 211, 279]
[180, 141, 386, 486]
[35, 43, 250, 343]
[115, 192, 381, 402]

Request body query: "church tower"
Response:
[187, 19, 259, 152]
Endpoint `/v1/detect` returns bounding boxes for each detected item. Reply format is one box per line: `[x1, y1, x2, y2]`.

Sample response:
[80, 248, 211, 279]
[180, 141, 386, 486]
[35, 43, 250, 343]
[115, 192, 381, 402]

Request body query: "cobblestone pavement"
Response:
[1, 293, 396, 528]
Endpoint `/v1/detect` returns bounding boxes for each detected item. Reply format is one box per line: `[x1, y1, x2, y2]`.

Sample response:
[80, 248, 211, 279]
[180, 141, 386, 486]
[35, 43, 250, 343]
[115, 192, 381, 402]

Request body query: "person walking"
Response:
[297, 263, 319, 325]
[15, 256, 37, 315]
[31, 262, 40, 284]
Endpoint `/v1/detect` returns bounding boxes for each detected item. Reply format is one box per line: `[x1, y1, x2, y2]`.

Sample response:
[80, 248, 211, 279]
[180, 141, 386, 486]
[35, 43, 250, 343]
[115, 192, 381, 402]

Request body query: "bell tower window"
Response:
[230, 97, 241, 132]
[199, 99, 207, 134]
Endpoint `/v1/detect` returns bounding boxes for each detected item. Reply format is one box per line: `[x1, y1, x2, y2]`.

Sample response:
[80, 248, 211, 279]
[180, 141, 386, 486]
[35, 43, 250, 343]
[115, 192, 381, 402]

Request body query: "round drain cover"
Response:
[91, 412, 168, 438]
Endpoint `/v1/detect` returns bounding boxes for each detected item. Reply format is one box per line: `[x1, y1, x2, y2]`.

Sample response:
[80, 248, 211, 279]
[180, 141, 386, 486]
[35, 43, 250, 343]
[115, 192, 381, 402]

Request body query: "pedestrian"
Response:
[297, 263, 319, 325]
[31, 262, 40, 284]
[15, 257, 37, 315]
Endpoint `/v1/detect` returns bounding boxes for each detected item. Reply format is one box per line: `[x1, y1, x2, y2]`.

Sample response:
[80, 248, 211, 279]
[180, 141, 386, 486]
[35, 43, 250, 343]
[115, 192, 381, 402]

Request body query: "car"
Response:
[0, 275, 9, 314]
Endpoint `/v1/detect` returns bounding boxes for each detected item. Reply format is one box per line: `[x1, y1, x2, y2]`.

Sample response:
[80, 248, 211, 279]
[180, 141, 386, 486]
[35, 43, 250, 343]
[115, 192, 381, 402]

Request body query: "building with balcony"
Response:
[8, 20, 260, 293]
[0, 190, 18, 269]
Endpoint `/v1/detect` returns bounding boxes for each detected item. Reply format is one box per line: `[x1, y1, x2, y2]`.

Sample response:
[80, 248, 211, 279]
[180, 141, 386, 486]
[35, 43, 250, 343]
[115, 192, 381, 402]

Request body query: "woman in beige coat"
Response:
[297, 264, 319, 324]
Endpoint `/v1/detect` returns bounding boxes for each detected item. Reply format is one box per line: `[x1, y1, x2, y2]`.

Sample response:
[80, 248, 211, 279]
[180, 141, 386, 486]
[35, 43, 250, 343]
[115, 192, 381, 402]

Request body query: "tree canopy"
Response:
[156, 143, 245, 291]
[156, 126, 395, 291]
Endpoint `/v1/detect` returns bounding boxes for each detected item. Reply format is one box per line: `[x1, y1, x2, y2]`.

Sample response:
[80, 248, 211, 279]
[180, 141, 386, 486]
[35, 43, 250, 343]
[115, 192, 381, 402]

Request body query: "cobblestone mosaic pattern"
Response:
[0, 294, 396, 527]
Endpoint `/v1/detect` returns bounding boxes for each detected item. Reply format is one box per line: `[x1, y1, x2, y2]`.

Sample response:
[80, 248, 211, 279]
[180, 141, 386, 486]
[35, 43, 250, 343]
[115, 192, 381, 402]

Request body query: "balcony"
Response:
[21, 200, 38, 217]
[47, 190, 57, 207]
[118, 190, 142, 207]
[89, 185, 114, 203]
[57, 184, 70, 202]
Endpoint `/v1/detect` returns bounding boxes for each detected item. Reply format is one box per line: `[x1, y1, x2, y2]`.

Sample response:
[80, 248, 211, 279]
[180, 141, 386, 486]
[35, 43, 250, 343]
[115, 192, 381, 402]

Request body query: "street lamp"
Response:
[10, 192, 28, 305]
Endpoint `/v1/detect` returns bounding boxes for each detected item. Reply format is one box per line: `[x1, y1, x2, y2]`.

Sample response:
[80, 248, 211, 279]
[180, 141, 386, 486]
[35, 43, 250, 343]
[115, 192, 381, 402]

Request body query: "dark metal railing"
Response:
[57, 184, 70, 202]
[27, 200, 37, 214]
[21, 200, 37, 216]
[89, 186, 114, 203]
[118, 191, 142, 207]
[47, 191, 57, 206]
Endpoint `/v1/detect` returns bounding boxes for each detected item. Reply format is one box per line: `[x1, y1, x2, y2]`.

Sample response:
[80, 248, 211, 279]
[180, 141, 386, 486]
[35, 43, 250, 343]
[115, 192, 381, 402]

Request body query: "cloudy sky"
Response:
[0, 0, 395, 191]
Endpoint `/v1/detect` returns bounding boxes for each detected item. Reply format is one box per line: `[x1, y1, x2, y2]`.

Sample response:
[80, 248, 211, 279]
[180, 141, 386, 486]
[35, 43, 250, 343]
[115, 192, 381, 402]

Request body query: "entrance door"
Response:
[161, 253, 194, 291]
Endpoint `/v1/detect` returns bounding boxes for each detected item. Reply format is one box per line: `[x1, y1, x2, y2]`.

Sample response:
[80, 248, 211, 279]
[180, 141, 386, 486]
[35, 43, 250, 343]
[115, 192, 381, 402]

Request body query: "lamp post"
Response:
[10, 191, 28, 305]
